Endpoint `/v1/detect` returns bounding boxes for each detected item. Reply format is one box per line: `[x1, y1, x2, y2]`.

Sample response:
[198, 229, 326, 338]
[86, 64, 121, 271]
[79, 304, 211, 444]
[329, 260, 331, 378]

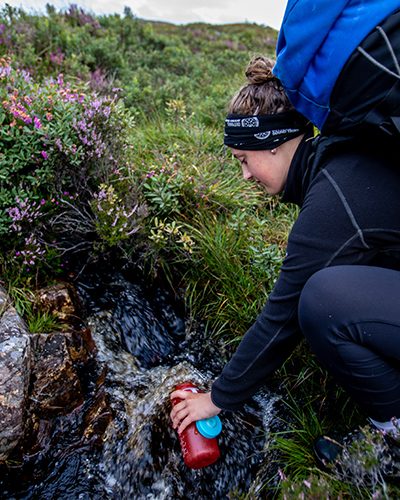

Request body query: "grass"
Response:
[26, 310, 63, 334]
[122, 114, 295, 341]
[181, 211, 284, 341]
[256, 340, 400, 498]
[6, 281, 64, 333]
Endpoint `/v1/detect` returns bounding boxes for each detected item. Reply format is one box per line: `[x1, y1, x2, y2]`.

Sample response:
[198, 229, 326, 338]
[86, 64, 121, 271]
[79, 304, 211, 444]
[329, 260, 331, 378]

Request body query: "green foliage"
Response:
[278, 473, 356, 499]
[263, 343, 400, 498]
[0, 5, 276, 123]
[124, 115, 291, 340]
[90, 183, 143, 248]
[181, 211, 284, 340]
[0, 56, 142, 280]
[269, 344, 362, 475]
[277, 426, 400, 499]
[7, 282, 63, 333]
[26, 310, 63, 333]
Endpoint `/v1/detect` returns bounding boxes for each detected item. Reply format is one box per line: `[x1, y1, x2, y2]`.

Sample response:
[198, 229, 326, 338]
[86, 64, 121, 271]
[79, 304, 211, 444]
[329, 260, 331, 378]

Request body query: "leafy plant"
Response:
[0, 57, 141, 280]
[6, 282, 63, 333]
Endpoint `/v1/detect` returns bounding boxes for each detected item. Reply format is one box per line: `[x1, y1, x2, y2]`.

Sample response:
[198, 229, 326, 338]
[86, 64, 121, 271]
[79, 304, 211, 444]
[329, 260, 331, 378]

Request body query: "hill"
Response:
[0, 4, 277, 122]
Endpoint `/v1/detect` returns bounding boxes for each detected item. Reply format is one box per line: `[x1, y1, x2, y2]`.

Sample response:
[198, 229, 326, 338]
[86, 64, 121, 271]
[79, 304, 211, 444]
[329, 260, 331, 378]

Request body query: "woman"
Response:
[170, 56, 400, 445]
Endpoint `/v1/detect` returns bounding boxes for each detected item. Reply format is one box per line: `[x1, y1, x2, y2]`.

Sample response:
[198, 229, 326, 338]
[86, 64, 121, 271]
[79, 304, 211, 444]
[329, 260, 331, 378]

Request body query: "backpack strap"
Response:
[364, 79, 400, 136]
[357, 23, 400, 136]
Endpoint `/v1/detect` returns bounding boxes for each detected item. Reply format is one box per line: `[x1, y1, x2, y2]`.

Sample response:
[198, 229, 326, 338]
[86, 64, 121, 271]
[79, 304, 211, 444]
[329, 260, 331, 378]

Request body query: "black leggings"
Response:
[298, 265, 400, 421]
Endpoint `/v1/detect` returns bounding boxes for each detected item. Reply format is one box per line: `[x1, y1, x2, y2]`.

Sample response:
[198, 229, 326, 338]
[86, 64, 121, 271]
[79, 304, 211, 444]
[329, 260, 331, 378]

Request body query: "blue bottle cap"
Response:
[195, 416, 222, 439]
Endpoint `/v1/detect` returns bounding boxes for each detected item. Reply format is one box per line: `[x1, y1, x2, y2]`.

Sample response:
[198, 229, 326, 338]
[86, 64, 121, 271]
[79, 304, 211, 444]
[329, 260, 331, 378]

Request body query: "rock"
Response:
[83, 386, 113, 445]
[67, 327, 97, 364]
[0, 287, 31, 462]
[35, 283, 82, 323]
[30, 333, 84, 416]
[0, 281, 109, 467]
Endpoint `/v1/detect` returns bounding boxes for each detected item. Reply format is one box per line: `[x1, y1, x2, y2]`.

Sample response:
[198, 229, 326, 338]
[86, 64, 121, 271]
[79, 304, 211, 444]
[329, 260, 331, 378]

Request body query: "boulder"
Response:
[35, 282, 82, 323]
[0, 287, 31, 461]
[30, 333, 84, 416]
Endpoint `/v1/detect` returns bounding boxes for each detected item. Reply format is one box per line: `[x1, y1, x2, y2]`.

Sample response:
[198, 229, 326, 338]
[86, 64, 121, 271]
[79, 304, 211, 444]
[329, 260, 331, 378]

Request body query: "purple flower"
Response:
[49, 49, 64, 66]
[34, 116, 42, 129]
[92, 99, 101, 110]
[0, 65, 11, 77]
[21, 70, 31, 83]
[76, 119, 87, 131]
[55, 138, 63, 151]
[41, 151, 48, 160]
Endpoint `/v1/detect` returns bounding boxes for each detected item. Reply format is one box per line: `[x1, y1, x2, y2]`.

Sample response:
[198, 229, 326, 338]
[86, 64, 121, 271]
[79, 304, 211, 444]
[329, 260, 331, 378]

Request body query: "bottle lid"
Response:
[195, 416, 222, 439]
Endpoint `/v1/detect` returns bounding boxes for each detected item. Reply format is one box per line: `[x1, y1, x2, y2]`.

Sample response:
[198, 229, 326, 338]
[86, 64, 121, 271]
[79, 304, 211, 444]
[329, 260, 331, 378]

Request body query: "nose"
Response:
[241, 164, 252, 180]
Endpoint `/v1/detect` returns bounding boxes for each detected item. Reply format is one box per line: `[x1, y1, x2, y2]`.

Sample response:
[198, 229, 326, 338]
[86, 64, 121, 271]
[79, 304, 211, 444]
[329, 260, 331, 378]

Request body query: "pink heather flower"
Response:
[40, 199, 46, 205]
[41, 151, 48, 160]
[34, 116, 42, 129]
[49, 49, 64, 65]
[21, 70, 31, 83]
[92, 99, 101, 110]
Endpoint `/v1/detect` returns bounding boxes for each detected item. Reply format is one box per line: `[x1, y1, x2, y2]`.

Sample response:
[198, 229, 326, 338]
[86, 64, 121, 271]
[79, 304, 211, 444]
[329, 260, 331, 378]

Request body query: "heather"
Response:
[0, 56, 141, 282]
[0, 3, 281, 339]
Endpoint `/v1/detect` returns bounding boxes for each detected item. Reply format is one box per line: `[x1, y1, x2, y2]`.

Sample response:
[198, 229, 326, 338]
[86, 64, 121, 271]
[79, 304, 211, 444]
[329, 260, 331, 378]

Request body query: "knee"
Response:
[298, 267, 343, 344]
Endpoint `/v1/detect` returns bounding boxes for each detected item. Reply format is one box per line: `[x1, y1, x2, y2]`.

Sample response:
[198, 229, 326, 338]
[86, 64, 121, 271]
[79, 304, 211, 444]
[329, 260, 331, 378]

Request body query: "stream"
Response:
[0, 270, 281, 499]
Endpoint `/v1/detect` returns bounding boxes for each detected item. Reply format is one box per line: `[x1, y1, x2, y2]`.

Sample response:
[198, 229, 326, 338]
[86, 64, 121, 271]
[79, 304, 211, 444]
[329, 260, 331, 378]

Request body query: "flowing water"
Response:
[1, 270, 281, 499]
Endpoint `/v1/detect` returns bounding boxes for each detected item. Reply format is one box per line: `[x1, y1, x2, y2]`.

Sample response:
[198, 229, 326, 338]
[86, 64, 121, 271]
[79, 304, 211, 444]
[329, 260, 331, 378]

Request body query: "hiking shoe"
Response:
[313, 435, 343, 469]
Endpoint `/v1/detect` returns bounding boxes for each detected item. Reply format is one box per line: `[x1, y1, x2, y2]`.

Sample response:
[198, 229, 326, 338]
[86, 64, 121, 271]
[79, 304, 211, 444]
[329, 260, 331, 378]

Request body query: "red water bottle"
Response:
[171, 382, 221, 469]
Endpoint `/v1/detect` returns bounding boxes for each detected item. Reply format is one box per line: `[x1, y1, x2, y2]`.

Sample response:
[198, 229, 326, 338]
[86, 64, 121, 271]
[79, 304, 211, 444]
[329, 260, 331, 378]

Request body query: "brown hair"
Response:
[228, 55, 294, 115]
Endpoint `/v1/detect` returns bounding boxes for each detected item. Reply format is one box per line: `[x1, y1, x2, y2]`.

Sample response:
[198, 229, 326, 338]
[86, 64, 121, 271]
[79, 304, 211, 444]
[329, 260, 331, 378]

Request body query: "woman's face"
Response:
[230, 136, 303, 195]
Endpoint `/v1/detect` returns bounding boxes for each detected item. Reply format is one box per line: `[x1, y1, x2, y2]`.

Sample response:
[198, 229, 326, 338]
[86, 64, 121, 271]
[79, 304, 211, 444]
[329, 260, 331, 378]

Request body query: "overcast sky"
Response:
[1, 0, 287, 30]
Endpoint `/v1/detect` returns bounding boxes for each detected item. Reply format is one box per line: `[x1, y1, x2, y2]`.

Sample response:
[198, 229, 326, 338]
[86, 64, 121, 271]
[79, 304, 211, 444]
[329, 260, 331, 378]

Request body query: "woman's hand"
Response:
[170, 390, 221, 434]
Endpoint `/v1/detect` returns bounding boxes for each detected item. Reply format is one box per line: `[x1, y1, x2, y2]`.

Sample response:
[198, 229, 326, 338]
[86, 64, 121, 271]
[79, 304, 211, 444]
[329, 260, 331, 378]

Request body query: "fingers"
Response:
[177, 414, 195, 435]
[169, 391, 222, 435]
[170, 401, 189, 429]
[170, 389, 194, 401]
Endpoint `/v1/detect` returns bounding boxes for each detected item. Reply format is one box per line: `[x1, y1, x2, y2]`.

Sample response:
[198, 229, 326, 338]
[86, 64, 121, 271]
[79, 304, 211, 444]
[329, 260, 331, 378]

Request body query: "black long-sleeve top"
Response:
[211, 134, 400, 410]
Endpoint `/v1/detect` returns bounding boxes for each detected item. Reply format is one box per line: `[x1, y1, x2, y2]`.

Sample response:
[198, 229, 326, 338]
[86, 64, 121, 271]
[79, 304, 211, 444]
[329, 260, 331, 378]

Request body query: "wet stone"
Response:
[35, 283, 82, 323]
[31, 333, 84, 417]
[0, 286, 31, 462]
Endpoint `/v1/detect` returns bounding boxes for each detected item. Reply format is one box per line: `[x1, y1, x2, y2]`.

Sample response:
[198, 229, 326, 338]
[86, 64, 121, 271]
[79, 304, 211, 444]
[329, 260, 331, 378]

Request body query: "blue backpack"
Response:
[273, 0, 400, 136]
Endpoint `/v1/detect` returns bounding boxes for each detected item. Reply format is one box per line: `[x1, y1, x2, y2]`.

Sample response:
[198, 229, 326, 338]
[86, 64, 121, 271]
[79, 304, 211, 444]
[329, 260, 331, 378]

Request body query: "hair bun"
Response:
[245, 56, 276, 85]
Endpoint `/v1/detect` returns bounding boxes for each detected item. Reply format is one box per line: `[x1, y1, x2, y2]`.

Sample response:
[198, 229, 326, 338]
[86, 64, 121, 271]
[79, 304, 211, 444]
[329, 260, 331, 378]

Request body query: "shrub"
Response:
[0, 57, 142, 280]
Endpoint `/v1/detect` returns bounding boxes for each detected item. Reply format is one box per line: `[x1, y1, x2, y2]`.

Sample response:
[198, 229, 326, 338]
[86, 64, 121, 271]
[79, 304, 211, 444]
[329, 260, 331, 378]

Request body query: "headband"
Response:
[224, 111, 310, 150]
